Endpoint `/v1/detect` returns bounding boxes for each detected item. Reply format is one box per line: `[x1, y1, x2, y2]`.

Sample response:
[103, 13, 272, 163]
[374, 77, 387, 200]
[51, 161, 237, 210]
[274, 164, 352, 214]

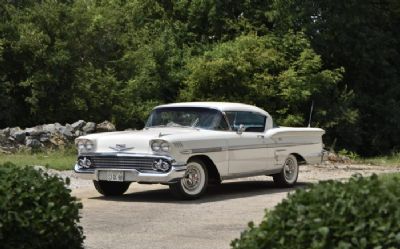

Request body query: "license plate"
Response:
[102, 171, 124, 182]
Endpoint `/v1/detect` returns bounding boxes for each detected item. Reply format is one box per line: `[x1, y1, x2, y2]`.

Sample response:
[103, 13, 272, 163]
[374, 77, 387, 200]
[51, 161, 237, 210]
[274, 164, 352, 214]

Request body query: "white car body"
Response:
[74, 102, 325, 198]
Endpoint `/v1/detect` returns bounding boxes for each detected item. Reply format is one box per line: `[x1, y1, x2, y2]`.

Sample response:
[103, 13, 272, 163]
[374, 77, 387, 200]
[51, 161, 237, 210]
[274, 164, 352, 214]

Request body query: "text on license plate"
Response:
[103, 171, 124, 182]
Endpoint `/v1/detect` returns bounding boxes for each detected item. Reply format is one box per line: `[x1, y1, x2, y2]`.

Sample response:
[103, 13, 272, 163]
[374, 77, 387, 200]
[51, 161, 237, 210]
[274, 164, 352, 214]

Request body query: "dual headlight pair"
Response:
[76, 139, 95, 153]
[150, 140, 170, 153]
[76, 139, 169, 153]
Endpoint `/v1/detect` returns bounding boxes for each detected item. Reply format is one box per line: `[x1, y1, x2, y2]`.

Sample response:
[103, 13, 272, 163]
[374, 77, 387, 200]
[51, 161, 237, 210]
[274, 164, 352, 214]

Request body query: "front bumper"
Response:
[74, 164, 187, 183]
[74, 153, 187, 184]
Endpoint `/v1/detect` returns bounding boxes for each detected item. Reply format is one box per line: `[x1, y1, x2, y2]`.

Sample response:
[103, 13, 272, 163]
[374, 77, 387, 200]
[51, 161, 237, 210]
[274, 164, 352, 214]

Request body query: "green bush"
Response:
[0, 162, 84, 249]
[232, 174, 400, 249]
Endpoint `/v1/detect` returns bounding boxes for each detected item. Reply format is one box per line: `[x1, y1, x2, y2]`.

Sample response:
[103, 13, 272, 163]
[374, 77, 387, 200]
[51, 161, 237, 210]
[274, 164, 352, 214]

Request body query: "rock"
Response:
[327, 152, 339, 162]
[96, 120, 116, 132]
[71, 120, 86, 131]
[0, 147, 11, 154]
[25, 137, 42, 148]
[50, 133, 66, 146]
[0, 145, 16, 154]
[25, 125, 46, 137]
[12, 130, 27, 143]
[82, 122, 96, 133]
[340, 156, 351, 164]
[0, 127, 10, 137]
[75, 130, 84, 137]
[25, 125, 39, 132]
[1, 120, 117, 151]
[0, 135, 7, 146]
[59, 126, 73, 139]
[9, 127, 21, 137]
[43, 123, 57, 134]
[39, 132, 51, 143]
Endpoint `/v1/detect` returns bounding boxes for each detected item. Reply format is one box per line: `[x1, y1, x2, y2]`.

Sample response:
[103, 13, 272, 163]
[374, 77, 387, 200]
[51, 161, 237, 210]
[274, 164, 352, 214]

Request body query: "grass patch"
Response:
[0, 148, 77, 171]
[338, 149, 400, 166]
[378, 172, 400, 183]
[354, 153, 400, 167]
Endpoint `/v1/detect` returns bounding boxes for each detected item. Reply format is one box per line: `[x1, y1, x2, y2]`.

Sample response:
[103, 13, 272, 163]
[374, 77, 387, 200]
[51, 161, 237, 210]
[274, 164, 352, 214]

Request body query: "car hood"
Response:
[78, 127, 202, 154]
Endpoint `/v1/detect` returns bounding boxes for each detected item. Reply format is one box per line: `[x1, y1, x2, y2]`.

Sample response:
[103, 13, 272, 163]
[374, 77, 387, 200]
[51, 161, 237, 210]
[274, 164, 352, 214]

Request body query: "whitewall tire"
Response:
[273, 154, 299, 187]
[169, 159, 208, 200]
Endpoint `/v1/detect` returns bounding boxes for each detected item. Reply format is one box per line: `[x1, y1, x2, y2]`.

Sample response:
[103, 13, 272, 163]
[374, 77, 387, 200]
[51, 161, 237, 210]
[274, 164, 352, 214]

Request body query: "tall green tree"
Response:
[269, 0, 400, 155]
[181, 33, 357, 139]
[0, 0, 78, 126]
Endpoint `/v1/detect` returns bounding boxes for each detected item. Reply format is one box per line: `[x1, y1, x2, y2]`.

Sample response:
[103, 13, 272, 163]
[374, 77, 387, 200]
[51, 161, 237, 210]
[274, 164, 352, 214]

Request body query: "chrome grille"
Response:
[90, 156, 155, 171]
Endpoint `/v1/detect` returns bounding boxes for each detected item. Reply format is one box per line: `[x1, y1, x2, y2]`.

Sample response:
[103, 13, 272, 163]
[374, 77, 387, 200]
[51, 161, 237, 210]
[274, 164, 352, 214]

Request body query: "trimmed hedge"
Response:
[232, 174, 400, 249]
[0, 162, 84, 249]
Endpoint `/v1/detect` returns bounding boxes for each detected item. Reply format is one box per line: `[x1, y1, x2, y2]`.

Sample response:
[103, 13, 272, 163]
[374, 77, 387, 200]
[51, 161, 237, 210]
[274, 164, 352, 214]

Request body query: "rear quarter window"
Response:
[225, 111, 266, 132]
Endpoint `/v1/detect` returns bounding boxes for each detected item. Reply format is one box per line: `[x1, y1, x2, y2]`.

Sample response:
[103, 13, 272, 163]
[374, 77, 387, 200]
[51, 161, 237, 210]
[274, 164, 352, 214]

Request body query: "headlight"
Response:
[160, 142, 169, 152]
[150, 140, 170, 153]
[151, 141, 161, 151]
[77, 141, 85, 151]
[85, 140, 94, 151]
[76, 139, 96, 153]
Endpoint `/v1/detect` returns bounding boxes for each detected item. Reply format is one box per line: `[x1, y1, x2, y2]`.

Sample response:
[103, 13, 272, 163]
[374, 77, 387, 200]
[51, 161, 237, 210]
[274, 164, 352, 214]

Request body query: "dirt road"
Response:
[71, 164, 399, 249]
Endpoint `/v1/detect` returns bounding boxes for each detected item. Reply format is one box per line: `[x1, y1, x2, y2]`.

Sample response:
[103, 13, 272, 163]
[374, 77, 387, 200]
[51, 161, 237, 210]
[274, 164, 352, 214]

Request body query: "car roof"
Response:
[155, 102, 270, 116]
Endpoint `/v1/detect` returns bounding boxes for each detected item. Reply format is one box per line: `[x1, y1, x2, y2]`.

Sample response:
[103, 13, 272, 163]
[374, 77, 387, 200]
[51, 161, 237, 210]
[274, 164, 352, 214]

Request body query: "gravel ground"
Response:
[51, 163, 400, 249]
[53, 162, 400, 189]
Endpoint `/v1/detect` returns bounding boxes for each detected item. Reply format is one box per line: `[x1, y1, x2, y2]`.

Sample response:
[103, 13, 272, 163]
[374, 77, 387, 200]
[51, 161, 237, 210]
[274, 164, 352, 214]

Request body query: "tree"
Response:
[181, 32, 356, 135]
[269, 0, 400, 155]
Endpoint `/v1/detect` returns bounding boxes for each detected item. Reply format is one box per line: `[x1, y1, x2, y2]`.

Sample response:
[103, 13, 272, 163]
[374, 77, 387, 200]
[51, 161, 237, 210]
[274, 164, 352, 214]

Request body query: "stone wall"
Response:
[0, 120, 116, 153]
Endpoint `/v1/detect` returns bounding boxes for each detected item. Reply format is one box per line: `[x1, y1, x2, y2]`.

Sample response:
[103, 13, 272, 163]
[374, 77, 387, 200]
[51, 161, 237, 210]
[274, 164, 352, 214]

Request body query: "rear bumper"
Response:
[74, 164, 187, 183]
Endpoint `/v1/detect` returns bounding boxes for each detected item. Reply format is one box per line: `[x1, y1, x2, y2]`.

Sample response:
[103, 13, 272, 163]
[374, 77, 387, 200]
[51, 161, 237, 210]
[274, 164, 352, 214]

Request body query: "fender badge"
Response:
[109, 144, 134, 151]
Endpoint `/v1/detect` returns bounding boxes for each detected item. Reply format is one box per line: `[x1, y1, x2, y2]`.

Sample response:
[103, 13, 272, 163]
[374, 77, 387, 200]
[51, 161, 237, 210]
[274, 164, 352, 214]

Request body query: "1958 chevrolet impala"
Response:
[74, 102, 325, 199]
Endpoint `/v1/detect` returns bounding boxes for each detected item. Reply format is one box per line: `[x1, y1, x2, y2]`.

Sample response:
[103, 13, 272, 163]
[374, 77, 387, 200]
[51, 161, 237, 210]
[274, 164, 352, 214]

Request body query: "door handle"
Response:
[257, 135, 265, 139]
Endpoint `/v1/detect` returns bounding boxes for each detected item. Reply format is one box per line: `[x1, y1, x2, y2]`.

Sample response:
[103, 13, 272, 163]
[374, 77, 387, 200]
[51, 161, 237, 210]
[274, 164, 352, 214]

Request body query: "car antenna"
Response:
[307, 100, 314, 128]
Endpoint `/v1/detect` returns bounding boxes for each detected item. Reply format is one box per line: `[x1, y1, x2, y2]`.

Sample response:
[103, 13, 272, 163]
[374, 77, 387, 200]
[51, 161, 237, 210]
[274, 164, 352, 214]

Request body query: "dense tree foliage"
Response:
[0, 0, 398, 155]
[181, 33, 354, 136]
[268, 0, 400, 155]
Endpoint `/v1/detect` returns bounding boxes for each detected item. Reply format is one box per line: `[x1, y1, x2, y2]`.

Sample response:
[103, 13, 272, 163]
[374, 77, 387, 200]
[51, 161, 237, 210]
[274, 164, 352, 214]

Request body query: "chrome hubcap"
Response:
[182, 166, 201, 190]
[284, 158, 297, 182]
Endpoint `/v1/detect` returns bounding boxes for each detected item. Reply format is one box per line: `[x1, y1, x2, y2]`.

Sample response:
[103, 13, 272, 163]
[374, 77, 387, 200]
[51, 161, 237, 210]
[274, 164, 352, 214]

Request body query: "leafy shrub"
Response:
[232, 174, 400, 249]
[338, 148, 359, 161]
[0, 162, 84, 249]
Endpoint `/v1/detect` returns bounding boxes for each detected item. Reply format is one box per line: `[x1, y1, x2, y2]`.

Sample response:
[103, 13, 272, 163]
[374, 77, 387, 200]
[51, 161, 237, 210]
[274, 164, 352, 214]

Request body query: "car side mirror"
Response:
[237, 124, 245, 135]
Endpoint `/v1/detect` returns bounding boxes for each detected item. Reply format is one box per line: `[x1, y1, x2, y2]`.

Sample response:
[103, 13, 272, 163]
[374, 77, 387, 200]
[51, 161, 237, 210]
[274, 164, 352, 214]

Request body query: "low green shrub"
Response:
[0, 162, 84, 249]
[232, 174, 400, 249]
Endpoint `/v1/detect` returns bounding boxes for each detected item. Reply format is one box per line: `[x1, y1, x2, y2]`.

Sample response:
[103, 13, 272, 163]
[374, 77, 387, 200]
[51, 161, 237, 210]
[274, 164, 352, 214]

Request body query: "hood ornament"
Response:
[109, 144, 134, 152]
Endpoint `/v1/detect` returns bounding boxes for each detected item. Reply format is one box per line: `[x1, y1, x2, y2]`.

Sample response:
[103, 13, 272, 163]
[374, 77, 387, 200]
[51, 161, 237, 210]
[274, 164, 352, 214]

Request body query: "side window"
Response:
[225, 111, 266, 132]
[215, 115, 229, 130]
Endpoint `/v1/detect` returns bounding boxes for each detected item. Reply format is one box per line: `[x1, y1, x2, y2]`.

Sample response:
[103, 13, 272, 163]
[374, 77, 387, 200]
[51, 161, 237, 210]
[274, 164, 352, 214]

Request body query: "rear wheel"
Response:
[93, 180, 131, 196]
[273, 155, 299, 187]
[169, 159, 208, 200]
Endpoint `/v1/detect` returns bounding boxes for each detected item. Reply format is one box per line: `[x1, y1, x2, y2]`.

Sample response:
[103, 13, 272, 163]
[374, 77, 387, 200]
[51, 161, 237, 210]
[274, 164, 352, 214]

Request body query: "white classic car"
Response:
[74, 102, 325, 199]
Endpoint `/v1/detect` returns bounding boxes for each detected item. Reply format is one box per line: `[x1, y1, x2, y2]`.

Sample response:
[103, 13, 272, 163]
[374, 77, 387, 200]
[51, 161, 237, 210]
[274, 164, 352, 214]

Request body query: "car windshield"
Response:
[145, 107, 229, 130]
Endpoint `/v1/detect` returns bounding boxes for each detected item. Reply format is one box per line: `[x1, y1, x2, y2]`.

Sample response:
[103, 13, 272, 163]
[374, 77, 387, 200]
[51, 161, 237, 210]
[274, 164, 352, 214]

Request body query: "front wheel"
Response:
[93, 180, 131, 196]
[169, 159, 208, 200]
[273, 155, 299, 187]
